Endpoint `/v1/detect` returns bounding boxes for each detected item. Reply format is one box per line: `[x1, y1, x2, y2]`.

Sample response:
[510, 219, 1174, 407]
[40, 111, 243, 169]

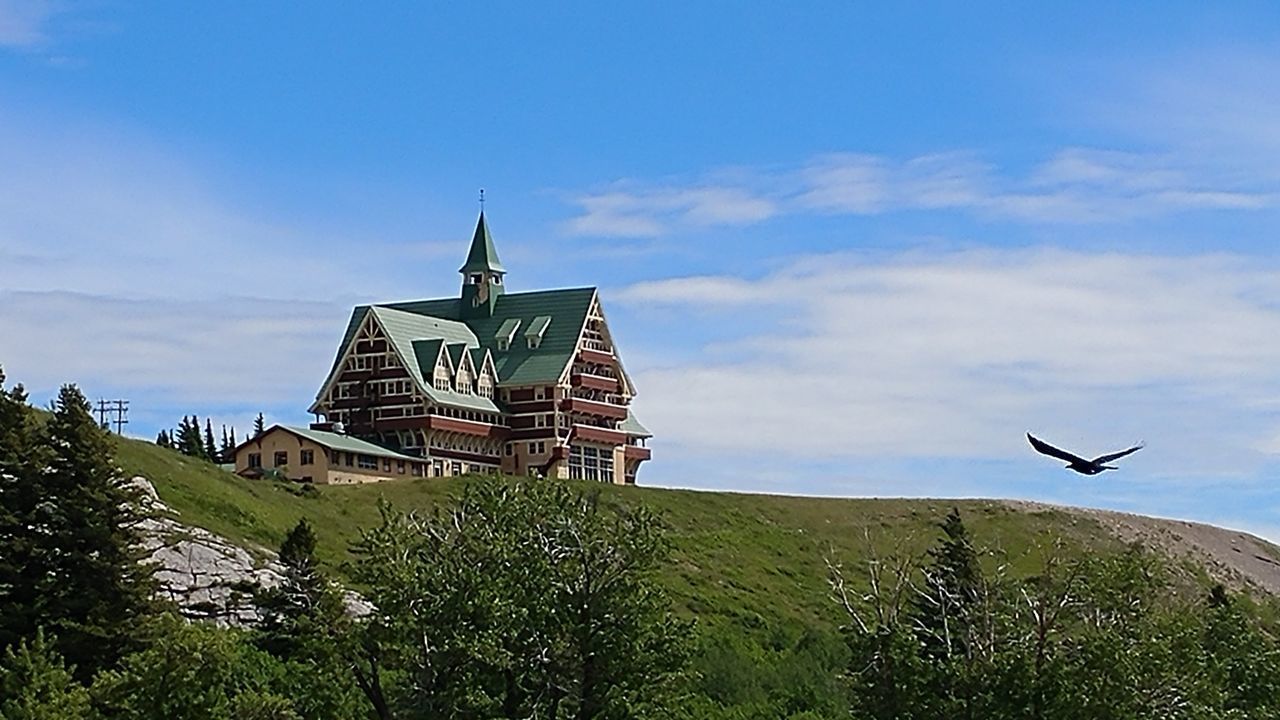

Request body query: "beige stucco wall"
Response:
[235, 428, 425, 485]
[234, 431, 331, 483]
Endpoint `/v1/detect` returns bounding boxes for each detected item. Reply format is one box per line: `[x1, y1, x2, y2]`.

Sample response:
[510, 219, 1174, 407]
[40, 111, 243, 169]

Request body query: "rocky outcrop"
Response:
[128, 476, 371, 626]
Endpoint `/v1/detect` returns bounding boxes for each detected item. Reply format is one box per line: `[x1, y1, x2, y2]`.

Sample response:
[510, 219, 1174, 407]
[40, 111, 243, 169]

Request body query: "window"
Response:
[469, 464, 481, 473]
[451, 461, 462, 476]
[505, 444, 513, 456]
[397, 460, 406, 475]
[274, 451, 288, 468]
[528, 441, 546, 455]
[300, 449, 315, 466]
[248, 453, 262, 469]
[433, 459, 444, 477]
[358, 454, 377, 470]
[344, 452, 354, 467]
[412, 462, 424, 477]
[569, 445, 612, 482]
[470, 273, 483, 284]
[383, 458, 391, 472]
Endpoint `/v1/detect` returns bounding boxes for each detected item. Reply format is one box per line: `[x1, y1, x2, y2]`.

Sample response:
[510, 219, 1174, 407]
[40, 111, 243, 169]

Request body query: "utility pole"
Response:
[96, 398, 129, 434]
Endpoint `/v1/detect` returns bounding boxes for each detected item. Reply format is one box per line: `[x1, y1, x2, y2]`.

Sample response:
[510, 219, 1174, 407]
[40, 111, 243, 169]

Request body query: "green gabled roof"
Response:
[411, 339, 445, 382]
[468, 347, 491, 374]
[383, 287, 598, 387]
[445, 343, 468, 371]
[458, 212, 505, 274]
[620, 410, 652, 438]
[277, 425, 422, 462]
[365, 308, 500, 413]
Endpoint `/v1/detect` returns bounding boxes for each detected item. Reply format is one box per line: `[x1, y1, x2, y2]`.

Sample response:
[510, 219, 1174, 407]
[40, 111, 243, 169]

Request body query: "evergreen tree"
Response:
[0, 367, 44, 656]
[176, 416, 203, 459]
[219, 425, 232, 464]
[254, 519, 362, 719]
[257, 519, 339, 655]
[910, 508, 982, 660]
[21, 385, 155, 680]
[230, 427, 238, 448]
[203, 419, 217, 462]
[254, 413, 266, 438]
[0, 629, 91, 720]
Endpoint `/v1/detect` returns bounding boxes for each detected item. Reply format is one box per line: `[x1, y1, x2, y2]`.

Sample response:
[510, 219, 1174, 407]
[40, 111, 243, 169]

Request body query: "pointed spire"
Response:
[459, 211, 506, 275]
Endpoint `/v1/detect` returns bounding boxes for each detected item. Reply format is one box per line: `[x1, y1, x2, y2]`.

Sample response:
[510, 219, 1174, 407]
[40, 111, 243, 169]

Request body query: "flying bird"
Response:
[1026, 433, 1143, 475]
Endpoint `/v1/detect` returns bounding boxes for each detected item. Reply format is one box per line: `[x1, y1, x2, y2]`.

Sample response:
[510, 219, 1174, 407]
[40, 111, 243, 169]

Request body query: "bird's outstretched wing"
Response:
[1091, 443, 1143, 465]
[1027, 433, 1089, 465]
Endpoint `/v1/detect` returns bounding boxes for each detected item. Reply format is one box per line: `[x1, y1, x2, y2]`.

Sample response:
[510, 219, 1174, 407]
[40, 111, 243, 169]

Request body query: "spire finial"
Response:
[479, 188, 485, 212]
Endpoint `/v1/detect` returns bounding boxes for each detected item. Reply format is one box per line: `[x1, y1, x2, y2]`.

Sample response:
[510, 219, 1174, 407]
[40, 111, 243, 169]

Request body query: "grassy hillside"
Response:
[121, 434, 1275, 716]
[116, 435, 1125, 632]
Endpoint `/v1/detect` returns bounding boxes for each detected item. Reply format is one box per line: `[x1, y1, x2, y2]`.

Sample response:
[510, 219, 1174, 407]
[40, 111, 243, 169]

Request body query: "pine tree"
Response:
[909, 508, 982, 662]
[203, 419, 217, 462]
[0, 367, 45, 656]
[0, 629, 91, 719]
[177, 415, 203, 459]
[257, 519, 344, 657]
[25, 385, 155, 680]
[254, 413, 266, 438]
[155, 430, 170, 448]
[219, 425, 232, 464]
[230, 427, 238, 448]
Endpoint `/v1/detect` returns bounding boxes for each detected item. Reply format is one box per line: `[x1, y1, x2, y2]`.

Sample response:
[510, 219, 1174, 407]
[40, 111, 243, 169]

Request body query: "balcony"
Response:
[571, 372, 620, 393]
[571, 424, 627, 445]
[623, 445, 651, 462]
[577, 347, 614, 366]
[562, 397, 628, 421]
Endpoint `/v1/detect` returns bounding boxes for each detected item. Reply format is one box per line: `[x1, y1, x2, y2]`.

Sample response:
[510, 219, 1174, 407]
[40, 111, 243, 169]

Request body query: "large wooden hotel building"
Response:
[242, 213, 652, 484]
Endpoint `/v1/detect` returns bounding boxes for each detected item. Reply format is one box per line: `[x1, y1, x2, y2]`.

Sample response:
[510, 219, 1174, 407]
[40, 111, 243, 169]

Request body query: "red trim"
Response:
[578, 348, 614, 365]
[562, 397, 628, 420]
[571, 424, 627, 445]
[429, 448, 501, 464]
[623, 445, 651, 461]
[507, 400, 556, 413]
[571, 373, 620, 392]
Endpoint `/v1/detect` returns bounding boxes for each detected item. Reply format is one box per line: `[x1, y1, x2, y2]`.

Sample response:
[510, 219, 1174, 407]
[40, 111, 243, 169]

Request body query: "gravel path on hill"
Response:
[1003, 499, 1280, 595]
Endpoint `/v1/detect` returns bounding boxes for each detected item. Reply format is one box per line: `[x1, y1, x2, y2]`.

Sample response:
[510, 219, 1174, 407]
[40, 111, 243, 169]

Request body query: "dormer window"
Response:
[525, 315, 551, 350]
[495, 318, 521, 352]
[469, 273, 483, 284]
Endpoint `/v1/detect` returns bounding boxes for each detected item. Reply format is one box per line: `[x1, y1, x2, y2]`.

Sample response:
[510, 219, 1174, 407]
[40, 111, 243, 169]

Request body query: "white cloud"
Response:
[0, 291, 346, 406]
[0, 0, 59, 48]
[619, 248, 1280, 480]
[562, 185, 777, 237]
[564, 147, 1277, 236]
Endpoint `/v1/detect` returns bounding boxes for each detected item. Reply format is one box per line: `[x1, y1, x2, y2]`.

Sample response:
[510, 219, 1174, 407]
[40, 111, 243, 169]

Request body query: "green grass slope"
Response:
[116, 435, 1122, 633]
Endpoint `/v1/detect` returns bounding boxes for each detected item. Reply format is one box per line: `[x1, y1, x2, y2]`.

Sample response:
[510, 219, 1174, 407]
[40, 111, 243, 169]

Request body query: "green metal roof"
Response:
[445, 343, 468, 372]
[317, 287, 597, 416]
[620, 410, 652, 438]
[458, 212, 506, 274]
[386, 287, 597, 387]
[278, 425, 422, 462]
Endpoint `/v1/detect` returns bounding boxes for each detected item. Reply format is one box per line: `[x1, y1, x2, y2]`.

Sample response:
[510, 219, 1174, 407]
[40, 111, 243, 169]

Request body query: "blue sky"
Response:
[6, 2, 1280, 539]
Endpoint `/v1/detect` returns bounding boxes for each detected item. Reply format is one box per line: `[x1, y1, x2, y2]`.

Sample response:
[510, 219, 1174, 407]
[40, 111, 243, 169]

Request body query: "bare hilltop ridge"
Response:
[1002, 499, 1280, 595]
